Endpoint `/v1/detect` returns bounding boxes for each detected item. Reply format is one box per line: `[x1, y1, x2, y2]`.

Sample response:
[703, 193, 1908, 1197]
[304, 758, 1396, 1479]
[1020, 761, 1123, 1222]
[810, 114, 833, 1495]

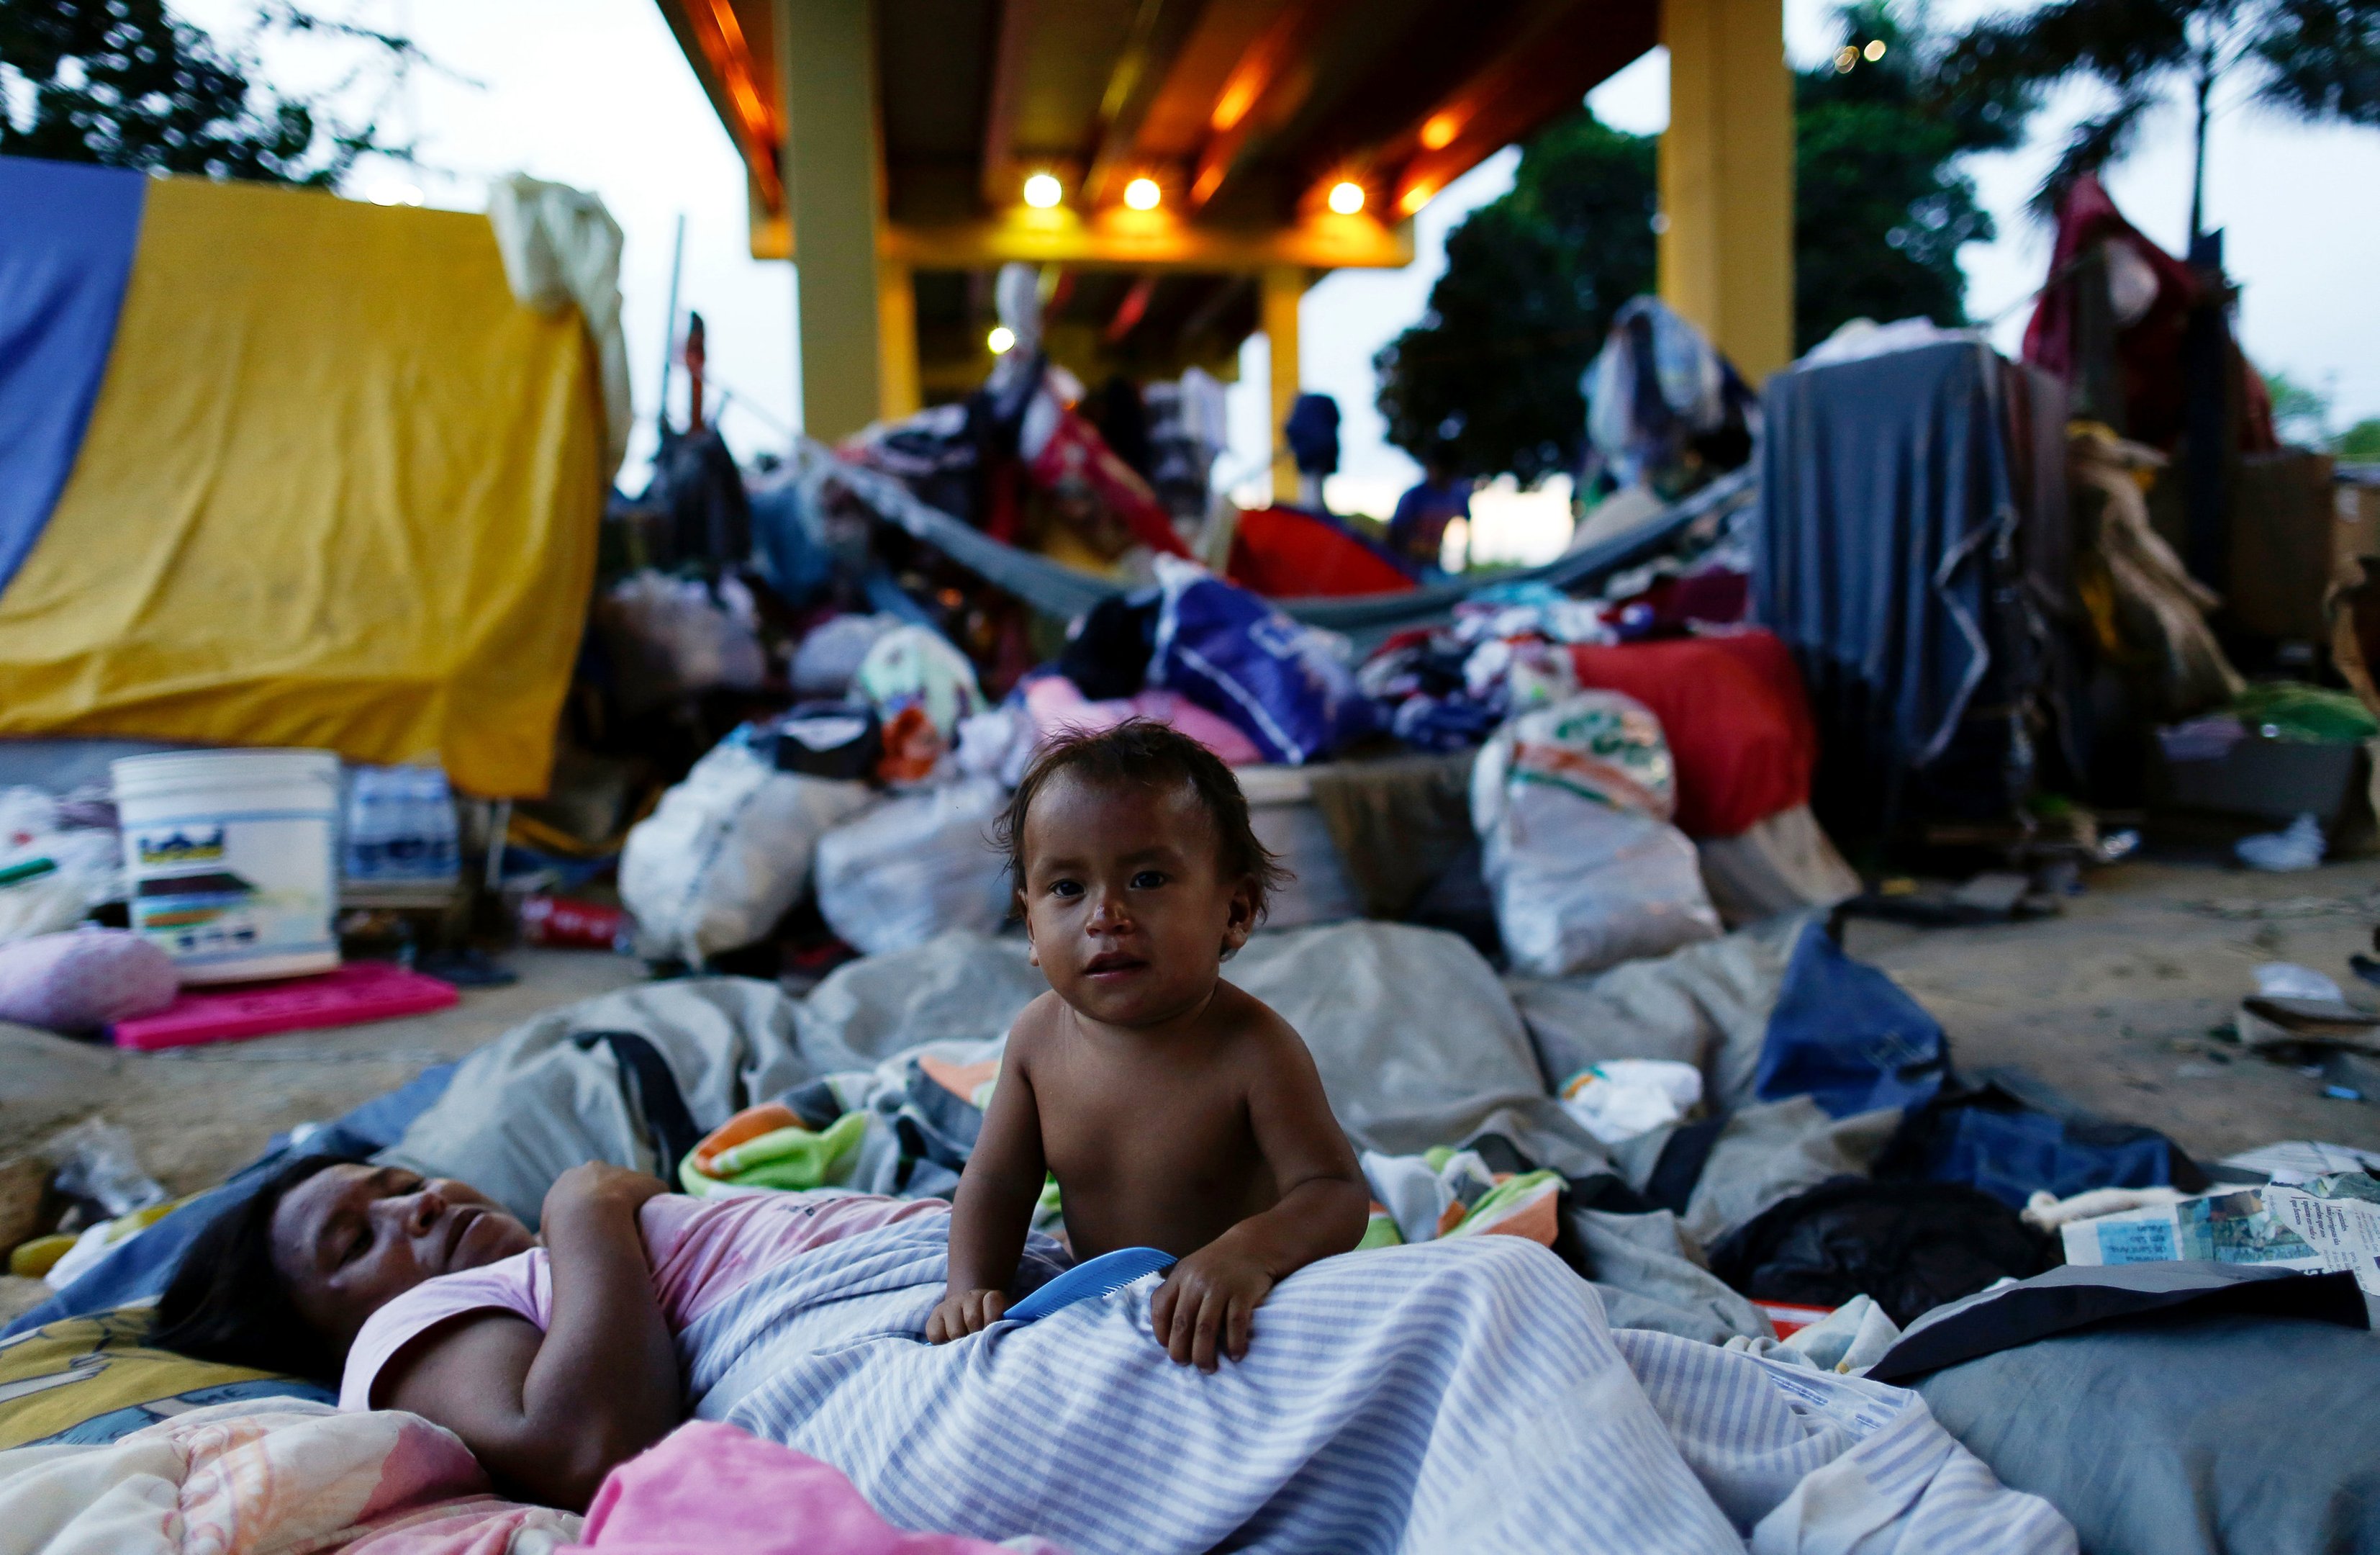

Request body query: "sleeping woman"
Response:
[148, 1155, 2071, 1554]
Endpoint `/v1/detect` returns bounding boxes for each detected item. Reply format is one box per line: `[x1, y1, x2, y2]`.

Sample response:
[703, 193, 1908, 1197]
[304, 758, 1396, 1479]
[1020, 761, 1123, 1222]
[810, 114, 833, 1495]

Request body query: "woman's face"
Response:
[271, 1163, 534, 1346]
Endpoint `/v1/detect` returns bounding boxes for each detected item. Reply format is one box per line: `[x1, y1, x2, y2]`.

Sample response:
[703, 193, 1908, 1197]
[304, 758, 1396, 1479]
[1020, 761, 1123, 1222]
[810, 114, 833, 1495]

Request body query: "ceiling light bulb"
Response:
[1863, 38, 1887, 59]
[987, 325, 1016, 354]
[1022, 172, 1062, 209]
[1123, 176, 1161, 211]
[1419, 113, 1459, 151]
[1398, 184, 1432, 216]
[1327, 181, 1365, 215]
[1834, 45, 1858, 71]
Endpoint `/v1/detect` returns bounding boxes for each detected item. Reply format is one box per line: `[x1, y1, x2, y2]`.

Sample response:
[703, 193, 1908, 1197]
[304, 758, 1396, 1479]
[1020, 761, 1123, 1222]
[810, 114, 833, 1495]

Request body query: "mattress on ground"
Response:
[0, 1307, 330, 1448]
[1914, 1312, 2380, 1555]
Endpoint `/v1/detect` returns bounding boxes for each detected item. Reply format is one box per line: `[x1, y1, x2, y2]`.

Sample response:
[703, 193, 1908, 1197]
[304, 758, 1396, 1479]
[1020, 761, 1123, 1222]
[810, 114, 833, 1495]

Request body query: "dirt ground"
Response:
[6, 857, 2378, 1323]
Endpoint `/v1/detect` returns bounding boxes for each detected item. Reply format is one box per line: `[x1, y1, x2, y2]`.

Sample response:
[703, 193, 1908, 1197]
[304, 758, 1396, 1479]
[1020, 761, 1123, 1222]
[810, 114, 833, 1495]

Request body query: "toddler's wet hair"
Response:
[999, 719, 1288, 921]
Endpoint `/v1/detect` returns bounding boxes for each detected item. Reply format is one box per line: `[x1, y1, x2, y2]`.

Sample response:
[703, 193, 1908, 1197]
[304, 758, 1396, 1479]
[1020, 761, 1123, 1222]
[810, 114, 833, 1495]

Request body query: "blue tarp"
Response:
[0, 157, 145, 595]
[1756, 922, 1947, 1118]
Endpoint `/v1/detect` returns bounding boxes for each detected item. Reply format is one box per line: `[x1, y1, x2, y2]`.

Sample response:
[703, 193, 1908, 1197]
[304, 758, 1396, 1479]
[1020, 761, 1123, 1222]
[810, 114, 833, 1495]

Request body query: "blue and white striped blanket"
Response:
[679, 1212, 2072, 1554]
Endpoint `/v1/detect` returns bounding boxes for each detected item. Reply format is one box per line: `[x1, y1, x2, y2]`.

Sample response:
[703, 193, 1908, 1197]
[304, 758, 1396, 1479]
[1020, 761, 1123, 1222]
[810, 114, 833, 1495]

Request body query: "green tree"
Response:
[1942, 0, 2380, 239]
[1376, 3, 2026, 481]
[1372, 112, 1657, 487]
[2339, 419, 2380, 462]
[0, 1, 420, 185]
[2263, 369, 2333, 444]
[1796, 1, 2026, 351]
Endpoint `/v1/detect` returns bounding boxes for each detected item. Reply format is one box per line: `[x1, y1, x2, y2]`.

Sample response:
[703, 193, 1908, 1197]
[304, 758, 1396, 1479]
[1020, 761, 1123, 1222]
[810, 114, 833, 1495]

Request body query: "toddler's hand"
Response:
[1151, 1246, 1275, 1371]
[926, 1289, 1008, 1343]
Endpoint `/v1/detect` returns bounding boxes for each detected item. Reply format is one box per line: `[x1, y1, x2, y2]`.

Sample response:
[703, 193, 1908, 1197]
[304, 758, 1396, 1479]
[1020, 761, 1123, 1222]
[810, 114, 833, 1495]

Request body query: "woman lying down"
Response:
[150, 728, 2071, 1553]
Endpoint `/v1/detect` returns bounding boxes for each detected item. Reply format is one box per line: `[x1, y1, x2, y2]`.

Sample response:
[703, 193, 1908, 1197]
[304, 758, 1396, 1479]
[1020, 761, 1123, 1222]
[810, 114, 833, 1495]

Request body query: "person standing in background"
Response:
[1389, 458, 1472, 576]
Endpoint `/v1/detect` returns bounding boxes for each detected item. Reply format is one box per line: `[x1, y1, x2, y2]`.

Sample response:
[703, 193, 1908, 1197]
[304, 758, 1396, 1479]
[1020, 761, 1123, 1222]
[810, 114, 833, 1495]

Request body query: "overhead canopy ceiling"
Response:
[656, 0, 1657, 263]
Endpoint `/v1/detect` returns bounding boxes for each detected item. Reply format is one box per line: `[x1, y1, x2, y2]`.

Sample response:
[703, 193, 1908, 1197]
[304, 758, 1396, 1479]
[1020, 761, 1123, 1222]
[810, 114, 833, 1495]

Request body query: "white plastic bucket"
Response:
[112, 749, 343, 984]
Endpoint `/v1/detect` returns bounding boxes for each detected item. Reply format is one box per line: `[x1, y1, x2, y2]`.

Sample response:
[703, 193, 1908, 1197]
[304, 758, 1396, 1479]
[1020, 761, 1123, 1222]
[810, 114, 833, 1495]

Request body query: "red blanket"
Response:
[1567, 631, 1815, 839]
[1228, 506, 1416, 599]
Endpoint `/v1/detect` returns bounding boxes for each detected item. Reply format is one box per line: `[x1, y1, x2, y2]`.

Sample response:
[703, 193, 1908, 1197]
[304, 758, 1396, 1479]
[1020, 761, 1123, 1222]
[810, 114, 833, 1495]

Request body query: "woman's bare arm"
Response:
[930, 1016, 1051, 1340]
[379, 1163, 680, 1510]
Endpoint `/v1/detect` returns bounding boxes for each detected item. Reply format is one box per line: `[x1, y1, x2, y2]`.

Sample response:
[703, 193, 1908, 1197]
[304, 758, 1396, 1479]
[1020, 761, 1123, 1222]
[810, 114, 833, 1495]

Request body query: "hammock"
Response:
[797, 440, 1756, 646]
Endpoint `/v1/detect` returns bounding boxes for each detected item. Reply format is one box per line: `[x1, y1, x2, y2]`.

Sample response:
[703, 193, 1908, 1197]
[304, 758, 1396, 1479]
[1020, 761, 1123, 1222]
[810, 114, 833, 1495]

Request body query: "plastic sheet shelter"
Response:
[0, 159, 605, 798]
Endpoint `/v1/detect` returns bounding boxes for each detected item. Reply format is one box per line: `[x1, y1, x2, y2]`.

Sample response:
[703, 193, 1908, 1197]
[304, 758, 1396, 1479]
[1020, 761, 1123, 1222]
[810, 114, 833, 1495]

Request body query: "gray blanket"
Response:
[384, 921, 1774, 1338]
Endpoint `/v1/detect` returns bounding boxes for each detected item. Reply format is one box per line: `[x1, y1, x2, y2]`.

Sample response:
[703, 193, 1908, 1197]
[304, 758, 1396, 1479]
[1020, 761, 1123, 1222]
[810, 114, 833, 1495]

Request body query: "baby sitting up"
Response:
[927, 721, 1368, 1370]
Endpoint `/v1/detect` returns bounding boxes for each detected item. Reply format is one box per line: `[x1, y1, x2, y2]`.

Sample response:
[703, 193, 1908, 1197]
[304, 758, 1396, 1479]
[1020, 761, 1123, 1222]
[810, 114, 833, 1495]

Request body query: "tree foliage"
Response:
[1796, 1, 2025, 351]
[1941, 0, 2380, 235]
[0, 0, 418, 185]
[1376, 3, 2024, 482]
[1372, 114, 1656, 487]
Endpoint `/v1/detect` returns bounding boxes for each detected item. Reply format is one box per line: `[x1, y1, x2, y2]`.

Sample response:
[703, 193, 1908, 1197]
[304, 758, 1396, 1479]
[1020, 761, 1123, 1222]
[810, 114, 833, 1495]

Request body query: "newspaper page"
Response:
[2262, 1173, 2380, 1298]
[2061, 1189, 2322, 1271]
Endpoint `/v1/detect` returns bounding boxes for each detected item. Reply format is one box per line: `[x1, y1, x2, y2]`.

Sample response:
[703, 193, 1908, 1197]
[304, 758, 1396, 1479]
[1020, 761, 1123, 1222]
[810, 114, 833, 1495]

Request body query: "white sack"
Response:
[815, 777, 1010, 956]
[1472, 693, 1720, 976]
[620, 739, 874, 965]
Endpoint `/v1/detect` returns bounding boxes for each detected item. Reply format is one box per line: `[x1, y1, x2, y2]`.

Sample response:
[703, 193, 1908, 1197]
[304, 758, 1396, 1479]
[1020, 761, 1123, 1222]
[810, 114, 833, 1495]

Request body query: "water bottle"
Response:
[415, 767, 460, 883]
[344, 768, 396, 880]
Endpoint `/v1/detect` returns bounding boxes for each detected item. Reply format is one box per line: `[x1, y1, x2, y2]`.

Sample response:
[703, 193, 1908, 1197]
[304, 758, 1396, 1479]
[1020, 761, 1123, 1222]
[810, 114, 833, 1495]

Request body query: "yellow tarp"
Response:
[0, 177, 603, 797]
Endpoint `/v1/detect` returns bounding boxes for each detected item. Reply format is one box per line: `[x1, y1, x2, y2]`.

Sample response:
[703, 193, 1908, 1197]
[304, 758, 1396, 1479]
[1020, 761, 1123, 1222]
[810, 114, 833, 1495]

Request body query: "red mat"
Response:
[113, 960, 459, 1051]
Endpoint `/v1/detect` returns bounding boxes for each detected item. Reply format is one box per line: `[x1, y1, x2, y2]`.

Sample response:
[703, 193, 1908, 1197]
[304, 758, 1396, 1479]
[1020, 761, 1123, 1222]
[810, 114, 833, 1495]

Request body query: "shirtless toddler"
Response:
[926, 721, 1369, 1370]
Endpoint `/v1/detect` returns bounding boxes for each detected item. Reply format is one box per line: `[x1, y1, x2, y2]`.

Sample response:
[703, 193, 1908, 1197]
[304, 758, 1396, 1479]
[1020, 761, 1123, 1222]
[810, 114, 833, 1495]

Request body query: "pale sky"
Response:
[175, 0, 2380, 512]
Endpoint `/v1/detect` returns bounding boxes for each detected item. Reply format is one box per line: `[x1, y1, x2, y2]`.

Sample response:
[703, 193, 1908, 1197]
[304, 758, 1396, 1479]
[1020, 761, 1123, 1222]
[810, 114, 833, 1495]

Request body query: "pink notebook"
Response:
[113, 961, 460, 1051]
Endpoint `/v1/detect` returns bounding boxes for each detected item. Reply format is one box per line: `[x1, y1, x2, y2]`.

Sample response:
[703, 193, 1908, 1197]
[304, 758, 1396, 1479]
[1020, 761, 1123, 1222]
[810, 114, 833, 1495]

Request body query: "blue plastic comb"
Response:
[1004, 1246, 1177, 1323]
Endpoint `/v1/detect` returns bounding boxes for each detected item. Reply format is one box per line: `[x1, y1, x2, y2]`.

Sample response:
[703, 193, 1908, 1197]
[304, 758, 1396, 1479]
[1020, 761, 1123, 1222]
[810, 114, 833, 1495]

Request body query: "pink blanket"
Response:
[568, 1421, 1062, 1554]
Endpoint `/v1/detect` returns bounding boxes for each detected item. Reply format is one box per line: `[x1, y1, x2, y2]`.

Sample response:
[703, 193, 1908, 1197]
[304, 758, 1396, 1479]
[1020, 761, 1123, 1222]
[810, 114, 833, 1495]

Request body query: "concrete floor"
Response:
[4, 859, 2378, 1322]
[1845, 856, 2380, 1164]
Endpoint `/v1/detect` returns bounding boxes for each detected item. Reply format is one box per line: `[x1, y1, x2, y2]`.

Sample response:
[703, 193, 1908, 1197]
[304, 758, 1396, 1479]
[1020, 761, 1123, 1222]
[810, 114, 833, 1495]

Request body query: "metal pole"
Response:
[657, 213, 686, 440]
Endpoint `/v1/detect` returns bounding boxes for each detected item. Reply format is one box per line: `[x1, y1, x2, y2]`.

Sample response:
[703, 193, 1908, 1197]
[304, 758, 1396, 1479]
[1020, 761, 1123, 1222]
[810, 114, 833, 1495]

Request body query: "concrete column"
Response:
[1659, 0, 1794, 382]
[1262, 265, 1304, 503]
[778, 0, 889, 440]
[877, 257, 920, 421]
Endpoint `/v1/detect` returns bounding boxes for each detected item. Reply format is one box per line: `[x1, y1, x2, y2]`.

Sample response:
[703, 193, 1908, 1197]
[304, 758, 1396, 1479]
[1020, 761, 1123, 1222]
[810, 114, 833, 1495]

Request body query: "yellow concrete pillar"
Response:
[877, 257, 920, 422]
[1262, 265, 1305, 503]
[778, 0, 890, 440]
[1659, 0, 1795, 382]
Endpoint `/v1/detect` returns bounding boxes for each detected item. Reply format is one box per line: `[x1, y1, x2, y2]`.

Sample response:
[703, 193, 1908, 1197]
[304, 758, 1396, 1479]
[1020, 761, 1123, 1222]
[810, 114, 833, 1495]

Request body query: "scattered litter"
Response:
[515, 895, 632, 952]
[2178, 888, 2380, 921]
[2060, 1172, 2380, 1298]
[2021, 1185, 2189, 1231]
[2234, 996, 2380, 1056]
[45, 1118, 167, 1220]
[2235, 813, 2325, 871]
[2216, 1140, 2380, 1180]
[1557, 1059, 1704, 1145]
[2256, 963, 2347, 1003]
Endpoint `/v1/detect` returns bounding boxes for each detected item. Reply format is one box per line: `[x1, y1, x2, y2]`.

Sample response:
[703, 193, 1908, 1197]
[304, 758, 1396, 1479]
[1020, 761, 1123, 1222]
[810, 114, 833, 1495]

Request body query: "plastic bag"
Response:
[852, 625, 985, 739]
[0, 786, 125, 944]
[1470, 693, 1720, 975]
[46, 1117, 168, 1220]
[1148, 556, 1376, 765]
[813, 778, 1011, 956]
[597, 572, 767, 715]
[1558, 1058, 1704, 1145]
[619, 736, 876, 965]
